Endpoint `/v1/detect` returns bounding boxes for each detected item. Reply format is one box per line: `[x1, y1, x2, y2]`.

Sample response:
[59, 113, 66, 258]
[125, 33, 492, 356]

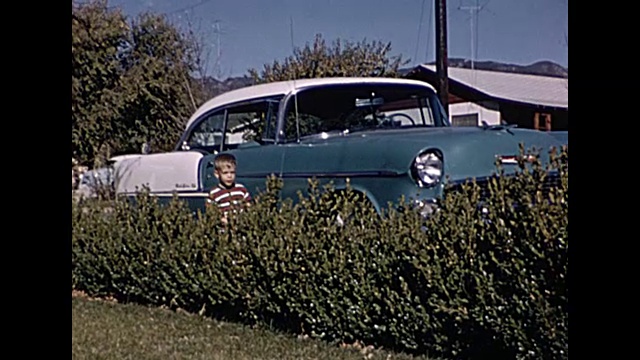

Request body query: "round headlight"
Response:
[412, 151, 443, 187]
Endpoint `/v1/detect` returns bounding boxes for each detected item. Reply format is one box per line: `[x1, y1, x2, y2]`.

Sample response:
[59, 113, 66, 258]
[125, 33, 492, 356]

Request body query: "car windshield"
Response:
[282, 83, 449, 141]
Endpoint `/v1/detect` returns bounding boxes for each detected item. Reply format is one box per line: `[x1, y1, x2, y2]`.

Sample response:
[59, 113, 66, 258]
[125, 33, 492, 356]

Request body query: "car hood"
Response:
[300, 126, 566, 181]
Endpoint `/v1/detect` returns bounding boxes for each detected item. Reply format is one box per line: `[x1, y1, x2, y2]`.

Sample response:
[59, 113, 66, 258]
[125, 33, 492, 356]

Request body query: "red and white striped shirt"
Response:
[207, 183, 251, 213]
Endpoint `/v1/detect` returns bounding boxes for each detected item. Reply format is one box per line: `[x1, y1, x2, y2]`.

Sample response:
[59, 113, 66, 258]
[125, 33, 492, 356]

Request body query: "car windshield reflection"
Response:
[283, 83, 447, 141]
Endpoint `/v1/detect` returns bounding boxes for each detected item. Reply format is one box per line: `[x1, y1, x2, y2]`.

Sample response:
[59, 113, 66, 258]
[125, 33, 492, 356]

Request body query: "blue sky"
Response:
[110, 0, 568, 78]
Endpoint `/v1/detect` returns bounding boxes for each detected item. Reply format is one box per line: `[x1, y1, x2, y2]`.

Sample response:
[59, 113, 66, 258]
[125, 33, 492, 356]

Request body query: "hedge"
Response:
[72, 145, 568, 360]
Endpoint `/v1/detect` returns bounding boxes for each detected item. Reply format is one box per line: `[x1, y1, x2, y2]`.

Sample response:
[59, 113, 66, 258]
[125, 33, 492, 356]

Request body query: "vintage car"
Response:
[113, 77, 568, 217]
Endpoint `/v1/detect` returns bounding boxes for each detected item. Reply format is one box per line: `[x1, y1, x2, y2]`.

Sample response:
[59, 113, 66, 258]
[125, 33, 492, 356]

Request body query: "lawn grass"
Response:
[72, 293, 436, 360]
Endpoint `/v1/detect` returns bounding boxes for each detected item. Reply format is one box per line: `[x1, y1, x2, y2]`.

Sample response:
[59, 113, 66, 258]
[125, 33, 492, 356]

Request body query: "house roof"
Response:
[413, 64, 568, 109]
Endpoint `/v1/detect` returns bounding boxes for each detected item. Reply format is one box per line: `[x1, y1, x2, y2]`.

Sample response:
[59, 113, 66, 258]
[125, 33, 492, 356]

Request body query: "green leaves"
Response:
[248, 33, 409, 84]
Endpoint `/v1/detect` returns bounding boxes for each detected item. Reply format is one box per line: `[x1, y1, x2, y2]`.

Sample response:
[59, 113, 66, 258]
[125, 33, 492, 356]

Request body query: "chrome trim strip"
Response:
[119, 192, 209, 198]
[236, 171, 405, 179]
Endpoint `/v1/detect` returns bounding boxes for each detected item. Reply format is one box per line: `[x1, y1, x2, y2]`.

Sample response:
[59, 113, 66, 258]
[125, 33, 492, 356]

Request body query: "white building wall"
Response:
[448, 102, 501, 126]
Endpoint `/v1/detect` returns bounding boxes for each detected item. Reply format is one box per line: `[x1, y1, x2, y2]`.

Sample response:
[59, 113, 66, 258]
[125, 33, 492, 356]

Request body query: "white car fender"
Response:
[113, 151, 204, 195]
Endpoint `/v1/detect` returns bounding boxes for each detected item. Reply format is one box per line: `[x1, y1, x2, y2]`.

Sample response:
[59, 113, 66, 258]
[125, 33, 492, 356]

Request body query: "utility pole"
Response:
[435, 0, 449, 115]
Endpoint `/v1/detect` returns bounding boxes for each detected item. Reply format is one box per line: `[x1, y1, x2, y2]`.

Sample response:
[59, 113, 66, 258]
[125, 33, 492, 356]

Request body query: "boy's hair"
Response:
[214, 153, 237, 171]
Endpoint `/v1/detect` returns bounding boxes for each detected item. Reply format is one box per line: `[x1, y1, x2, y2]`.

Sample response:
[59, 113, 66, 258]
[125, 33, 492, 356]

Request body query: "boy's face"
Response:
[214, 164, 236, 187]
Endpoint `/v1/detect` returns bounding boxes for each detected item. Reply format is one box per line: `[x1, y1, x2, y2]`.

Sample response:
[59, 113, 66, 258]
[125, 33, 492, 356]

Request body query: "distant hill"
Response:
[199, 59, 568, 97]
[199, 75, 255, 98]
[415, 58, 568, 78]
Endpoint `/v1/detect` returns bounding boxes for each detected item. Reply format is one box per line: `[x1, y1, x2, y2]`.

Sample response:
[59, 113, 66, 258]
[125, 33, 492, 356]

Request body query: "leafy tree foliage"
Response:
[249, 33, 409, 84]
[72, 0, 207, 167]
[72, 0, 127, 167]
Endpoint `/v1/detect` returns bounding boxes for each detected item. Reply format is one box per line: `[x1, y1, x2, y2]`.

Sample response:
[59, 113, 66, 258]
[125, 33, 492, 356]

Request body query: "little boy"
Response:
[207, 153, 252, 224]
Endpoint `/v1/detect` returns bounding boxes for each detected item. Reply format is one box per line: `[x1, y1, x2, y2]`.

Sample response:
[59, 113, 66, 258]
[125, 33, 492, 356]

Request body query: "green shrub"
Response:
[405, 145, 568, 359]
[72, 146, 568, 360]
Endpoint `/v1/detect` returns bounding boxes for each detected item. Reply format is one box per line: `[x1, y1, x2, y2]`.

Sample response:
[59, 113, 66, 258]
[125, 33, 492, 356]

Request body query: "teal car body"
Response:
[114, 77, 567, 216]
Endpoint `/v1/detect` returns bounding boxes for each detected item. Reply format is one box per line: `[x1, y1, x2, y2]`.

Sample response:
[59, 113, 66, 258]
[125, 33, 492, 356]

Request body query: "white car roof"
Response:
[185, 77, 436, 130]
[109, 154, 142, 162]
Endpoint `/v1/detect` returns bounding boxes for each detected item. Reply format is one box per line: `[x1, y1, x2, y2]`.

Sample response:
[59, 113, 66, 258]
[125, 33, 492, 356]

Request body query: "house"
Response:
[403, 64, 568, 131]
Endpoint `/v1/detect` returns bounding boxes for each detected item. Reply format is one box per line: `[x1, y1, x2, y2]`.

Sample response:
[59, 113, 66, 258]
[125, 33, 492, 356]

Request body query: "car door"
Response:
[276, 103, 349, 202]
[199, 97, 286, 197]
[278, 138, 348, 202]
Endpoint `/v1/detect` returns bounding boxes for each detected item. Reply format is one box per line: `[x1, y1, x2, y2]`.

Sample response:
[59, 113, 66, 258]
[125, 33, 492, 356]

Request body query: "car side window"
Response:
[224, 98, 280, 148]
[186, 111, 225, 152]
[183, 97, 282, 153]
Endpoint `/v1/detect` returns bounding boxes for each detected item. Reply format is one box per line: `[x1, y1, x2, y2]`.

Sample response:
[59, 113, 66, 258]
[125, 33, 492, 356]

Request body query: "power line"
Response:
[167, 0, 213, 15]
[413, 0, 426, 65]
[425, 0, 432, 64]
[458, 0, 489, 70]
[290, 16, 296, 50]
[211, 20, 225, 79]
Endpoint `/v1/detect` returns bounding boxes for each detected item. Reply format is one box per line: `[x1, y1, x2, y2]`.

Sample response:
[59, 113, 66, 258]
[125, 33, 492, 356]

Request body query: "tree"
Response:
[248, 33, 409, 84]
[72, 0, 207, 167]
[72, 0, 128, 167]
[115, 12, 204, 157]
